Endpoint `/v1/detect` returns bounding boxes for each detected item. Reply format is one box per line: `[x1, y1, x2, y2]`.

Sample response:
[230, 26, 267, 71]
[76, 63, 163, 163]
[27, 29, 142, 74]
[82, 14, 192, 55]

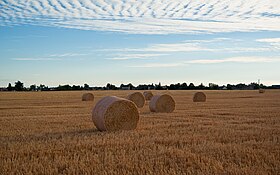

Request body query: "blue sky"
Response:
[0, 0, 280, 87]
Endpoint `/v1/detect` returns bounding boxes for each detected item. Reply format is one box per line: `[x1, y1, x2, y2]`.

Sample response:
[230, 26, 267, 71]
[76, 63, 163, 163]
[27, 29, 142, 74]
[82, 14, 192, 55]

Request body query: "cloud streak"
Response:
[186, 56, 280, 64]
[129, 63, 184, 68]
[257, 38, 280, 50]
[12, 58, 62, 61]
[107, 53, 167, 60]
[130, 56, 280, 68]
[1, 0, 279, 34]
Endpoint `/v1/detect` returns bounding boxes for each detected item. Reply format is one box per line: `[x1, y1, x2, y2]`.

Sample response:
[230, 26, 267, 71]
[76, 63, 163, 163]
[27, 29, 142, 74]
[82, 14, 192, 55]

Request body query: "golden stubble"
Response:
[0, 90, 279, 174]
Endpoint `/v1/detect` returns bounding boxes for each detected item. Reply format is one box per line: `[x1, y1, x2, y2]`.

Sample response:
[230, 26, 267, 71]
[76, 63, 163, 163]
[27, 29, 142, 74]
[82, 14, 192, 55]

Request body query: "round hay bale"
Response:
[126, 92, 145, 108]
[82, 93, 94, 101]
[193, 92, 206, 102]
[92, 96, 139, 131]
[259, 89, 265, 93]
[143, 91, 153, 101]
[149, 94, 175, 113]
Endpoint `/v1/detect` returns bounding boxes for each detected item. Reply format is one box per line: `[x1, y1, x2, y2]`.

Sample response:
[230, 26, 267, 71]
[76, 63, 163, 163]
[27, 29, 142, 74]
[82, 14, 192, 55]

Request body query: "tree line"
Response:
[1, 80, 274, 92]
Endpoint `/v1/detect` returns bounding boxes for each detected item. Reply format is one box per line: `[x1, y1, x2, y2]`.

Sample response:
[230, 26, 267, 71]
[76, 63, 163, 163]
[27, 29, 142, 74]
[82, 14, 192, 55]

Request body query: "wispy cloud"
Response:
[12, 58, 62, 61]
[10, 35, 48, 39]
[256, 38, 280, 50]
[257, 38, 280, 43]
[100, 42, 212, 53]
[99, 38, 273, 55]
[186, 56, 280, 64]
[107, 53, 167, 60]
[129, 63, 184, 68]
[1, 0, 279, 34]
[11, 52, 88, 61]
[129, 56, 280, 68]
[49, 53, 88, 57]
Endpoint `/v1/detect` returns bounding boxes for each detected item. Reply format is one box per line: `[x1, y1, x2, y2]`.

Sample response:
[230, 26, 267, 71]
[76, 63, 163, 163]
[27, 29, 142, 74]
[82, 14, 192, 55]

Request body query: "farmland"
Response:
[0, 90, 279, 174]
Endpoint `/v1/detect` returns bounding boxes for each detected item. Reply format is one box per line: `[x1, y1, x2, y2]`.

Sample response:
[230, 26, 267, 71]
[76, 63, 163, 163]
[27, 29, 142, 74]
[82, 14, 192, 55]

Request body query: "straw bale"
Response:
[143, 91, 153, 101]
[82, 93, 94, 101]
[149, 94, 175, 113]
[193, 92, 206, 102]
[92, 96, 139, 131]
[127, 92, 145, 108]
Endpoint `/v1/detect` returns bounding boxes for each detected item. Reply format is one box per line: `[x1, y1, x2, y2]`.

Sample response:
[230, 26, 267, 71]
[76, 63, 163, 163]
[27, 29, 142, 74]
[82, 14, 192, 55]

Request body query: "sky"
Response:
[0, 0, 280, 87]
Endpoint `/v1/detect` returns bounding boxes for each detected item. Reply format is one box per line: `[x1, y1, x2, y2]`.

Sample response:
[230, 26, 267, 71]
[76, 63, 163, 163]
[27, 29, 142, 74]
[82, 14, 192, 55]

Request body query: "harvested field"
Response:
[0, 90, 279, 174]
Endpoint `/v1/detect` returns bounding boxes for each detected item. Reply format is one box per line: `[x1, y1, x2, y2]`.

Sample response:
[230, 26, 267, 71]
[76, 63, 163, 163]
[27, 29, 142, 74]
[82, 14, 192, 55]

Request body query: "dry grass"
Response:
[0, 90, 279, 175]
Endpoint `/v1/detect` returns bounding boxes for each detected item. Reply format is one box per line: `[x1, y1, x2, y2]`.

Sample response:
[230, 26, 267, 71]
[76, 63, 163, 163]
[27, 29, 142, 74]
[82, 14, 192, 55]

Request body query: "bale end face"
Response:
[193, 92, 206, 102]
[82, 93, 94, 101]
[259, 89, 265, 93]
[92, 96, 139, 132]
[149, 94, 175, 113]
[126, 92, 145, 108]
[143, 91, 153, 101]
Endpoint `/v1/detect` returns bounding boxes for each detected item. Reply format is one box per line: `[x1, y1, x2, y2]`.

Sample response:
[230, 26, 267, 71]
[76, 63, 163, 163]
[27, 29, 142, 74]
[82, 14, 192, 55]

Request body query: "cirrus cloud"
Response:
[0, 0, 279, 34]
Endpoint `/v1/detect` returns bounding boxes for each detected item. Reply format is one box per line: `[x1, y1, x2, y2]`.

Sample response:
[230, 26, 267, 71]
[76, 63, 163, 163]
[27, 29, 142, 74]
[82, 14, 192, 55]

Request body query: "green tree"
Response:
[15, 81, 24, 91]
[7, 83, 13, 91]
[209, 83, 219, 90]
[189, 83, 195, 90]
[198, 83, 205, 89]
[30, 84, 36, 91]
[84, 84, 90, 90]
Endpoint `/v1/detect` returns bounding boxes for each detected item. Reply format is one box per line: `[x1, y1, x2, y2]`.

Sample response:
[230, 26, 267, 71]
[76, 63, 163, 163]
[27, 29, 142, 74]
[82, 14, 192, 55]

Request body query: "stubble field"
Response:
[0, 90, 279, 175]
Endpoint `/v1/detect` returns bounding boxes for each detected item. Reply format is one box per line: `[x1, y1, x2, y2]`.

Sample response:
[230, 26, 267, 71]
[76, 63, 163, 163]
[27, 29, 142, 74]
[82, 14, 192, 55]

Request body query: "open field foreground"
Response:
[0, 90, 279, 175]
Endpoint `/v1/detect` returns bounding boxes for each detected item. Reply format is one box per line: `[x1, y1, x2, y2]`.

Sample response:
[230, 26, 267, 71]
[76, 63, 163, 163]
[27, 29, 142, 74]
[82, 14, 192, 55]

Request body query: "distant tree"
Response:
[14, 81, 24, 91]
[259, 83, 266, 89]
[181, 83, 188, 90]
[106, 83, 111, 90]
[226, 84, 233, 90]
[57, 85, 71, 91]
[72, 85, 82, 90]
[209, 83, 219, 90]
[236, 83, 247, 90]
[127, 83, 134, 90]
[169, 84, 176, 90]
[189, 83, 195, 90]
[106, 83, 118, 90]
[198, 83, 205, 89]
[136, 84, 148, 90]
[30, 84, 36, 91]
[7, 83, 13, 91]
[155, 82, 164, 90]
[37, 84, 48, 91]
[249, 82, 258, 89]
[84, 84, 90, 90]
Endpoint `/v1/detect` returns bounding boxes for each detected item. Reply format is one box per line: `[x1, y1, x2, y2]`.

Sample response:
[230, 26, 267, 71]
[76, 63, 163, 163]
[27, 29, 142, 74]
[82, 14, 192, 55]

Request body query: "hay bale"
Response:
[126, 92, 145, 108]
[82, 93, 94, 101]
[193, 92, 206, 102]
[143, 91, 153, 101]
[92, 96, 139, 131]
[149, 94, 175, 113]
[259, 89, 265, 93]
